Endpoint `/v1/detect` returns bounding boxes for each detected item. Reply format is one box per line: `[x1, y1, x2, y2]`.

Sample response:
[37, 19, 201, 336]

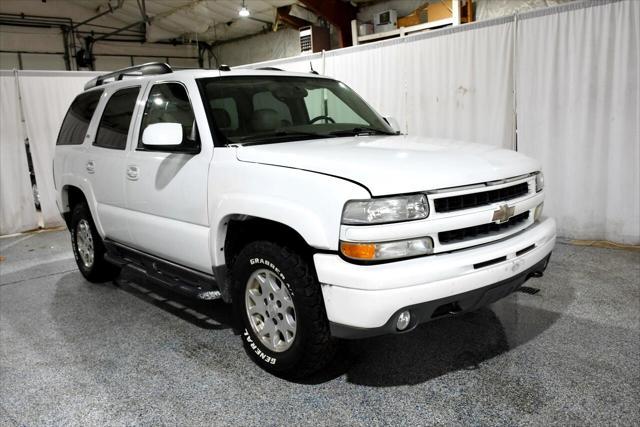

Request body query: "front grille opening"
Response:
[474, 256, 507, 269]
[434, 182, 529, 213]
[439, 211, 530, 244]
[516, 244, 536, 257]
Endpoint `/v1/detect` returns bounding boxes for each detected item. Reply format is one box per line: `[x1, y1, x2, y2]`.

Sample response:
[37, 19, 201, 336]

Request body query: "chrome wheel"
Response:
[76, 219, 94, 269]
[245, 268, 297, 353]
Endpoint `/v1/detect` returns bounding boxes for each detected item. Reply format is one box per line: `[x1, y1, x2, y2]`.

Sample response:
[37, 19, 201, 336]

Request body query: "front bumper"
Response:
[315, 217, 556, 338]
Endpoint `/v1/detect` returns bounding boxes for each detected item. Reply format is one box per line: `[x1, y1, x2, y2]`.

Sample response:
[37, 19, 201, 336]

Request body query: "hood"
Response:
[235, 135, 540, 196]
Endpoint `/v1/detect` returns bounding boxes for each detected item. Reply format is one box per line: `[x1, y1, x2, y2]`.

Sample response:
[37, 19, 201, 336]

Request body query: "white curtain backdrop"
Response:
[402, 19, 515, 149]
[0, 1, 637, 244]
[324, 39, 409, 134]
[0, 71, 38, 235]
[16, 71, 101, 228]
[516, 0, 639, 244]
[237, 52, 324, 74]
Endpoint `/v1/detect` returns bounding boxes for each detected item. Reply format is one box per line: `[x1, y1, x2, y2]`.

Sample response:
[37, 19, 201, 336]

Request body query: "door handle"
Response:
[86, 161, 95, 174]
[126, 165, 139, 180]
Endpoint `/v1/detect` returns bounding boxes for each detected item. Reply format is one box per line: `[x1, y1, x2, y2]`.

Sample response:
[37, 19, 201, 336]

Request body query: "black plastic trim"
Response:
[104, 240, 219, 299]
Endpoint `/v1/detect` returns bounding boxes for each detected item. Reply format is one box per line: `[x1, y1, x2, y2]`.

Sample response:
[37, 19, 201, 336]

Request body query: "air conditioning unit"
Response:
[299, 26, 330, 55]
[374, 9, 398, 33]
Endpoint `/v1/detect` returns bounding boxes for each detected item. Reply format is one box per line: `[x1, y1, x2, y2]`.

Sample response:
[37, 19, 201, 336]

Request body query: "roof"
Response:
[83, 63, 332, 91]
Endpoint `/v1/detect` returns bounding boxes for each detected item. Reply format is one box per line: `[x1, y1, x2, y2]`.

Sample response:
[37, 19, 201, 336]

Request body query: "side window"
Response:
[57, 89, 103, 145]
[209, 97, 239, 131]
[94, 86, 139, 150]
[138, 83, 198, 150]
[252, 91, 292, 127]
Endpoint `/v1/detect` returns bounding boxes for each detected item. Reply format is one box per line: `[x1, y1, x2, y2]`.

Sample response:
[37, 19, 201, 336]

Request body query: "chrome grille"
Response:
[434, 182, 529, 213]
[439, 211, 530, 244]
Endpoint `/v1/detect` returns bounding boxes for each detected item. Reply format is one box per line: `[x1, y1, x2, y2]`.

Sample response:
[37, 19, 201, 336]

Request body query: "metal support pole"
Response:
[93, 21, 144, 42]
[61, 26, 71, 70]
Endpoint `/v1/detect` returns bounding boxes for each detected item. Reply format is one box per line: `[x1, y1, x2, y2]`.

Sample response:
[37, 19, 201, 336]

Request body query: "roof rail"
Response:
[84, 62, 173, 90]
[256, 67, 283, 71]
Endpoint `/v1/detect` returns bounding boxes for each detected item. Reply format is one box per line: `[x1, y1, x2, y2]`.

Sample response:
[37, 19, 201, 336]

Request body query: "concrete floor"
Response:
[0, 230, 638, 426]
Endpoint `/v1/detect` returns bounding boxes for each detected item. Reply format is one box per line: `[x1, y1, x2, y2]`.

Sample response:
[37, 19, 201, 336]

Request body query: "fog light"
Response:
[396, 310, 411, 331]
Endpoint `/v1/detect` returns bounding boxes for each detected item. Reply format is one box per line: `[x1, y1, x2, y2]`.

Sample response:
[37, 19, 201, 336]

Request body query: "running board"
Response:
[104, 240, 221, 300]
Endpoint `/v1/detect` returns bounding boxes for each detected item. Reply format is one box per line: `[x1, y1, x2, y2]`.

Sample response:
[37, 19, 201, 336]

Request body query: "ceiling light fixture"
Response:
[239, 0, 250, 17]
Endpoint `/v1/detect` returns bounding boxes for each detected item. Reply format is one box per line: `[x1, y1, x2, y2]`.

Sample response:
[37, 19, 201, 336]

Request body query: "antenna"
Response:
[309, 61, 318, 75]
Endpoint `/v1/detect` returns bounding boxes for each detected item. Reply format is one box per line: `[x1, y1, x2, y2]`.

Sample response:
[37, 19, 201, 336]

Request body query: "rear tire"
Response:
[70, 203, 120, 282]
[232, 241, 335, 378]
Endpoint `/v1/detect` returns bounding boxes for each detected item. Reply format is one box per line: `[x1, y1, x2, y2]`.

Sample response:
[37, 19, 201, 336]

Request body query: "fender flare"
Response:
[59, 175, 104, 237]
[210, 193, 332, 268]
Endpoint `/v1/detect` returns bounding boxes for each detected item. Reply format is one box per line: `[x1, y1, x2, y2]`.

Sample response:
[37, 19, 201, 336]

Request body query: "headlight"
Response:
[342, 194, 429, 225]
[535, 172, 544, 192]
[340, 237, 434, 261]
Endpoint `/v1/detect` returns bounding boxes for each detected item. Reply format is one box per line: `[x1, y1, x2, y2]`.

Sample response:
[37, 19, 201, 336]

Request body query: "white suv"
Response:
[54, 63, 556, 377]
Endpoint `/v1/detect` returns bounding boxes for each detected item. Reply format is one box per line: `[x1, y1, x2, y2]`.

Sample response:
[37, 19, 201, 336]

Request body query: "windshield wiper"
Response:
[328, 127, 396, 137]
[237, 130, 332, 145]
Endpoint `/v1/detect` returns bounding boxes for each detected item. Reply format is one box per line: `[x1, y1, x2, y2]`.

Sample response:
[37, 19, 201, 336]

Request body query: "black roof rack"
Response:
[84, 62, 173, 90]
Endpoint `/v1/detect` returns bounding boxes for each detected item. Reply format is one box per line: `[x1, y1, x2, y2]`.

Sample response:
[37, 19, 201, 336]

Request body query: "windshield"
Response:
[198, 75, 396, 145]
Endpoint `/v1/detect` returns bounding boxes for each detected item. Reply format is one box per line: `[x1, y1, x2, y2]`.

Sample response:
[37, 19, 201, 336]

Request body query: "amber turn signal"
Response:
[340, 242, 376, 260]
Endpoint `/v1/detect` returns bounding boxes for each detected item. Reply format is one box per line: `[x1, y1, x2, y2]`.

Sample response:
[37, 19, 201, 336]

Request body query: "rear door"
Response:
[124, 80, 213, 272]
[86, 85, 142, 245]
[54, 88, 104, 206]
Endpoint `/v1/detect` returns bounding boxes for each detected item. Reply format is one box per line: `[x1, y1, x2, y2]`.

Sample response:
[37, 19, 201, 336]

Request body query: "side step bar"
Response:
[104, 240, 221, 300]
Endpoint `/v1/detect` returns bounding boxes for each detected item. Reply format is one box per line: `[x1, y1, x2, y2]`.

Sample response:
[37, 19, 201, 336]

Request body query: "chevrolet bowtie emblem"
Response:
[492, 204, 515, 224]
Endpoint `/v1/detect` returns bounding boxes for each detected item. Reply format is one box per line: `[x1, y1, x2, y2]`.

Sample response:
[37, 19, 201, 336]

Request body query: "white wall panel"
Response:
[20, 54, 67, 71]
[168, 57, 200, 69]
[94, 56, 132, 71]
[133, 56, 164, 66]
[0, 52, 19, 70]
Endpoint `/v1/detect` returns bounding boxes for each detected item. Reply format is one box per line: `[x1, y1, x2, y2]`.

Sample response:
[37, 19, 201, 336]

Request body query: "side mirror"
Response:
[142, 122, 183, 146]
[383, 116, 401, 134]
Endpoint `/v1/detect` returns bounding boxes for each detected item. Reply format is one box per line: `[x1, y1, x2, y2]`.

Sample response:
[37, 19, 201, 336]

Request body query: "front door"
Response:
[124, 81, 212, 272]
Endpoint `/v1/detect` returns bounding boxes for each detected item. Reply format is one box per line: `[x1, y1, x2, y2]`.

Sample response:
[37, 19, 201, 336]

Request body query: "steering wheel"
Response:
[309, 115, 336, 124]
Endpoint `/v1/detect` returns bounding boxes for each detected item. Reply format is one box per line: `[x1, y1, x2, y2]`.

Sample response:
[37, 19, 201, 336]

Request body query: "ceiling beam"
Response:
[92, 20, 145, 42]
[297, 0, 357, 47]
[276, 6, 312, 30]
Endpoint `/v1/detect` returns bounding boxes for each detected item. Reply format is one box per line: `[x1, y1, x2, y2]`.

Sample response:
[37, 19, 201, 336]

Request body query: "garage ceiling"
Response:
[70, 0, 298, 43]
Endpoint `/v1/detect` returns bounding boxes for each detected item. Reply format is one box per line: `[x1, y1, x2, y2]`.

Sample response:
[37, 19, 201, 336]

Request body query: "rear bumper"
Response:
[315, 217, 556, 337]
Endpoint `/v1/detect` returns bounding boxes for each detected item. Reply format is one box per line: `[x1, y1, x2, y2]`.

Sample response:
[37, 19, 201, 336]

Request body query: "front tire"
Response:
[232, 241, 335, 378]
[70, 203, 120, 282]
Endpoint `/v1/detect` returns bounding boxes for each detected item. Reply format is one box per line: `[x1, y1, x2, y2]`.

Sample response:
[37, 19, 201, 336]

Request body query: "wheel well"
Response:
[223, 216, 313, 268]
[61, 185, 87, 228]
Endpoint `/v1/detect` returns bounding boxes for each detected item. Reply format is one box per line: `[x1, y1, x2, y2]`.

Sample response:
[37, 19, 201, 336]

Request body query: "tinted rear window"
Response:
[56, 89, 103, 145]
[94, 87, 140, 150]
